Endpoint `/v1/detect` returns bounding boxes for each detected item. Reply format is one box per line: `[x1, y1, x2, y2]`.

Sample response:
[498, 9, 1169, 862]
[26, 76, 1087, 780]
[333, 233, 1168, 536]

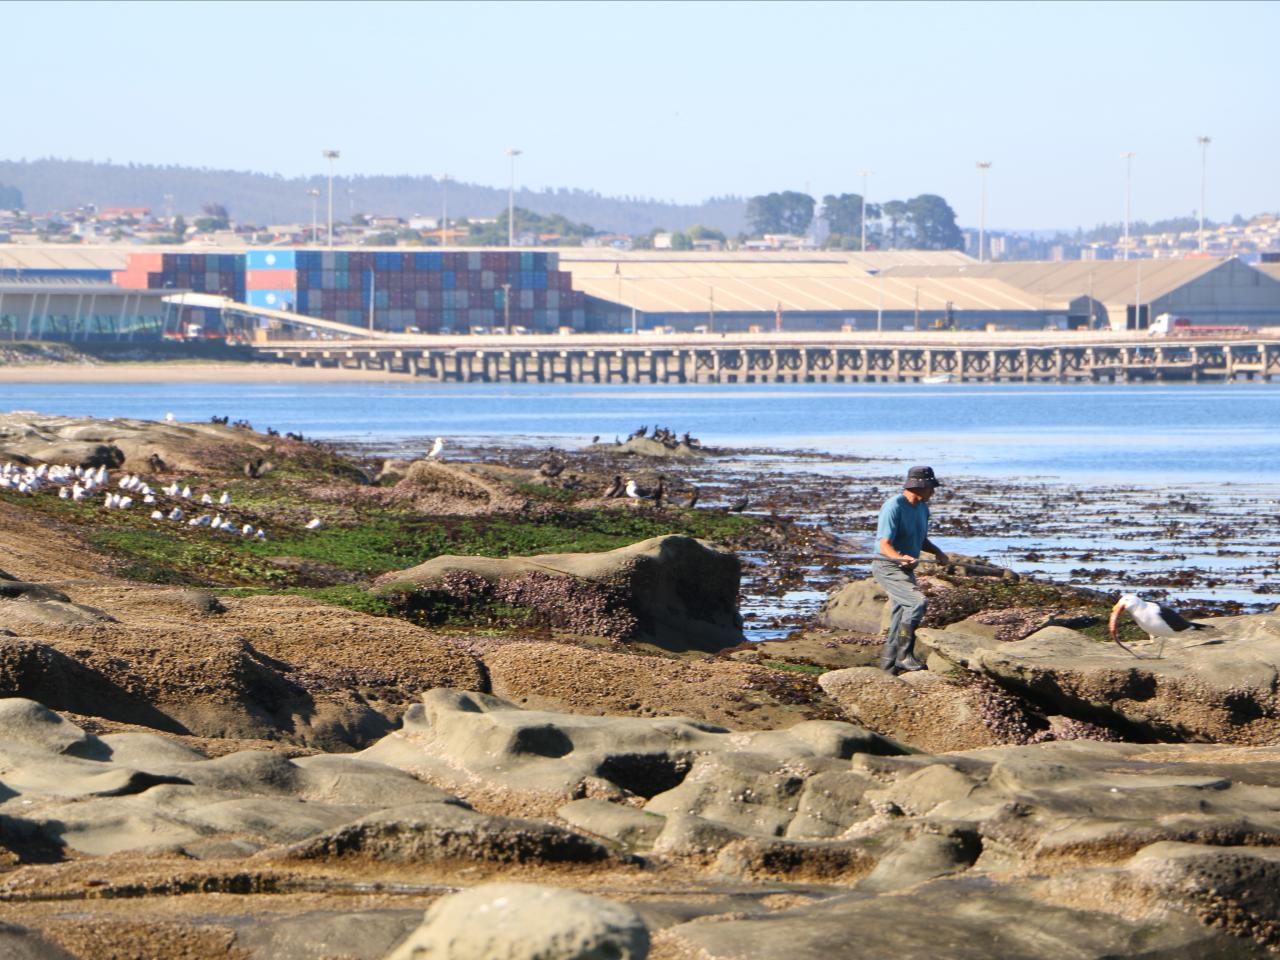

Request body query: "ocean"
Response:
[4, 380, 1278, 482]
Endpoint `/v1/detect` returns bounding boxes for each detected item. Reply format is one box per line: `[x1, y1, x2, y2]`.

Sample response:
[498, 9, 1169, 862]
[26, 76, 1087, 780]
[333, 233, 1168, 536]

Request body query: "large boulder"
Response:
[0, 412, 273, 473]
[815, 577, 889, 634]
[376, 535, 744, 652]
[923, 611, 1280, 744]
[385, 883, 649, 960]
[818, 666, 1040, 753]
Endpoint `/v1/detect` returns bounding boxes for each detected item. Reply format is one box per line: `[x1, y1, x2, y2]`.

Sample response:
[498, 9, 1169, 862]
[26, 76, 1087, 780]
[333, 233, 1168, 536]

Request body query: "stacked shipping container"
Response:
[112, 250, 585, 334]
[113, 253, 247, 333]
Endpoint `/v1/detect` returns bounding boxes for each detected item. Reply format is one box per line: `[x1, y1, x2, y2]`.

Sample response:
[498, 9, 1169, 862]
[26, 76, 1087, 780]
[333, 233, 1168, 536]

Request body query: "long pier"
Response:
[259, 332, 1280, 384]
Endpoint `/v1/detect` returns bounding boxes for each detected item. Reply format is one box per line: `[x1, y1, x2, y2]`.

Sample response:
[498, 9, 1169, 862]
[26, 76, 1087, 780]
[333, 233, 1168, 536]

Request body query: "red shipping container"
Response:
[246, 269, 297, 290]
[126, 252, 164, 272]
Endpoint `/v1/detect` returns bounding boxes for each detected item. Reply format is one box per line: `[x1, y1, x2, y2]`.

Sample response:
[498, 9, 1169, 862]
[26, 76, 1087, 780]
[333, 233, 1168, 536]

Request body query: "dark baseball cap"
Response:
[904, 465, 941, 489]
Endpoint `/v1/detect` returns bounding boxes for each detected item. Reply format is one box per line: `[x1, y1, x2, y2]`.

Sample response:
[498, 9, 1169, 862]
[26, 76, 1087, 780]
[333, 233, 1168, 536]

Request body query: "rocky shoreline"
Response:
[1, 411, 1279, 959]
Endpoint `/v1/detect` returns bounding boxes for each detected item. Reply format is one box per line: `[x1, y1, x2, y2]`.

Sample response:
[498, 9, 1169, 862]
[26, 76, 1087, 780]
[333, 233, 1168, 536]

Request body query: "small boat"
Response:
[922, 374, 953, 385]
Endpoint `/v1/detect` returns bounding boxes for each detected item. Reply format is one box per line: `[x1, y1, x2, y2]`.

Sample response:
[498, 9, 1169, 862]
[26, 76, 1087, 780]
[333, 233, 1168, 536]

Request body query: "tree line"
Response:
[746, 190, 964, 250]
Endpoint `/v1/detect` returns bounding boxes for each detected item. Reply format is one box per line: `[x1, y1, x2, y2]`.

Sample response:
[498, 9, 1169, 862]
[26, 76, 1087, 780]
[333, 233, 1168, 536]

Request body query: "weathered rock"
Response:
[385, 883, 649, 960]
[558, 799, 666, 851]
[235, 910, 424, 960]
[658, 875, 1262, 960]
[923, 611, 1280, 744]
[377, 535, 744, 651]
[0, 412, 276, 473]
[819, 666, 1040, 752]
[815, 577, 889, 634]
[0, 923, 77, 960]
[390, 460, 528, 514]
[6, 591, 486, 750]
[587, 436, 709, 459]
[360, 689, 903, 817]
[0, 580, 116, 629]
[483, 641, 841, 731]
[268, 802, 611, 866]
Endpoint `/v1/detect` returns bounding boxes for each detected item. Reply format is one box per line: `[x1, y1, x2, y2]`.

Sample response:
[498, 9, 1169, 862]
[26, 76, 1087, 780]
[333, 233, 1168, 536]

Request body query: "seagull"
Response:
[624, 476, 664, 502]
[201, 493, 214, 505]
[254, 528, 267, 540]
[1109, 593, 1211, 659]
[150, 510, 165, 520]
[181, 486, 192, 499]
[427, 437, 445, 459]
[538, 458, 565, 479]
[168, 507, 184, 521]
[165, 413, 175, 422]
[219, 492, 231, 506]
[305, 518, 323, 530]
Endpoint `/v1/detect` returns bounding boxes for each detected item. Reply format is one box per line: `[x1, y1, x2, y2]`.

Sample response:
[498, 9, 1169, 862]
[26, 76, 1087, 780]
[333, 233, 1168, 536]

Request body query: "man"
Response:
[872, 465, 950, 674]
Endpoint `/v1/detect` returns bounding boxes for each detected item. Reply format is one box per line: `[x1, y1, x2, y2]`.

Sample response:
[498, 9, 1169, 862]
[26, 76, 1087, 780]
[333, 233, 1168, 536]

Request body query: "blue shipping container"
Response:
[246, 250, 297, 270]
[247, 290, 294, 310]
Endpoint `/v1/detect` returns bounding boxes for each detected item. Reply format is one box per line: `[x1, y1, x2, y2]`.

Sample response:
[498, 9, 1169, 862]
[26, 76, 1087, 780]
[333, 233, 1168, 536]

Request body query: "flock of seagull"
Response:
[0, 460, 329, 540]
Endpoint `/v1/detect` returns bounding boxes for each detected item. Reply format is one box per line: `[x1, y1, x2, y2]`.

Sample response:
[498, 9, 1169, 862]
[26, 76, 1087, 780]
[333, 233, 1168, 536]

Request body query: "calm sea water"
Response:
[4, 380, 1278, 481]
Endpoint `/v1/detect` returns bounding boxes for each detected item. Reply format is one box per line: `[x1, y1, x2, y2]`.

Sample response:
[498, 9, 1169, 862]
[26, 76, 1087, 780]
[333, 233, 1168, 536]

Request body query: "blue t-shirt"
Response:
[876, 494, 929, 558]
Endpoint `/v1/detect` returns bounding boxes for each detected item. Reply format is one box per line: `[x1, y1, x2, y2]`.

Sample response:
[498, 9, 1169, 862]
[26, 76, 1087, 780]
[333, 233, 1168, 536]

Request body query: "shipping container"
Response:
[246, 250, 297, 270]
[246, 268, 297, 290]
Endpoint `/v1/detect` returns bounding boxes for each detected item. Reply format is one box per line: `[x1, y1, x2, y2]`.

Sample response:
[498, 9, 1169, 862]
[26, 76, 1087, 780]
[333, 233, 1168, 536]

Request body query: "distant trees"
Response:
[194, 202, 230, 233]
[904, 194, 963, 250]
[821, 193, 879, 249]
[746, 191, 815, 236]
[0, 183, 23, 210]
[748, 190, 961, 250]
[468, 207, 597, 245]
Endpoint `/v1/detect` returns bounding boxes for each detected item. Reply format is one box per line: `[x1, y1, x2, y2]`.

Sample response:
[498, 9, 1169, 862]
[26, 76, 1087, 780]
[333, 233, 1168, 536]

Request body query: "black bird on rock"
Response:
[244, 457, 274, 479]
[727, 495, 749, 512]
[603, 475, 623, 498]
[685, 486, 700, 509]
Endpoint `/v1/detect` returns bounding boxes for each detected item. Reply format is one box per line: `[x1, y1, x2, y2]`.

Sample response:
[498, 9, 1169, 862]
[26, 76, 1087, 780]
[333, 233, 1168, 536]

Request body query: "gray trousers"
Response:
[871, 560, 928, 667]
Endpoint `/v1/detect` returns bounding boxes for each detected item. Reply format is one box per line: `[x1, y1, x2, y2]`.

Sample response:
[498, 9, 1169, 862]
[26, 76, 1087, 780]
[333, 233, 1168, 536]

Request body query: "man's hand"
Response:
[895, 554, 917, 568]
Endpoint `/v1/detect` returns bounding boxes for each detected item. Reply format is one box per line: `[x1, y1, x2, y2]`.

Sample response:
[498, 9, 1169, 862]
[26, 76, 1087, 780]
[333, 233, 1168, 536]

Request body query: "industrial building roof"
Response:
[1256, 262, 1280, 282]
[878, 258, 1232, 304]
[0, 246, 130, 271]
[556, 249, 974, 273]
[570, 267, 1052, 314]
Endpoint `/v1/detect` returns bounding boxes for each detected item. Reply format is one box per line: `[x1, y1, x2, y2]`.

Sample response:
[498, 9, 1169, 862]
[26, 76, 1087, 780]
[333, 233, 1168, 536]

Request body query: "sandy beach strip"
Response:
[0, 362, 403, 383]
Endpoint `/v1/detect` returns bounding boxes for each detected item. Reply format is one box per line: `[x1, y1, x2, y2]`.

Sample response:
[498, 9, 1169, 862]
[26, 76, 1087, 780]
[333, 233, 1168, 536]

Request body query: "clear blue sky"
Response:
[6, 0, 1275, 230]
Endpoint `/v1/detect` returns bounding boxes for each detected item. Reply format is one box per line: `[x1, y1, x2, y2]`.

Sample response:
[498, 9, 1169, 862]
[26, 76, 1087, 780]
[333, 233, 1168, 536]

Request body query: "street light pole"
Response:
[976, 161, 992, 262]
[1120, 152, 1135, 261]
[439, 174, 452, 247]
[505, 148, 522, 247]
[858, 169, 872, 252]
[1197, 135, 1211, 254]
[499, 282, 512, 333]
[322, 150, 340, 249]
[306, 188, 320, 246]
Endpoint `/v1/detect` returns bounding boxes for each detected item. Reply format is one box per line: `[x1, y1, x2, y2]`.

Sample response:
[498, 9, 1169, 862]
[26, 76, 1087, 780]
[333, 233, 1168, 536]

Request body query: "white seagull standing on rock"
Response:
[427, 437, 445, 459]
[1109, 593, 1212, 659]
[305, 518, 323, 530]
